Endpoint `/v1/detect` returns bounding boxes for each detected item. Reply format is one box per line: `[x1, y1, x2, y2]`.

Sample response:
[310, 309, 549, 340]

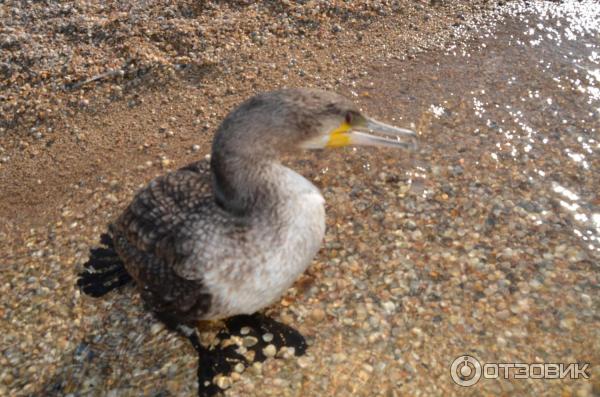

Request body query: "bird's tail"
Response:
[77, 233, 133, 297]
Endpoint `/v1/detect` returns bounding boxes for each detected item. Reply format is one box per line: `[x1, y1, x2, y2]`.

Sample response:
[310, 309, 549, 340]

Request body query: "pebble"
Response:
[309, 307, 326, 322]
[262, 344, 277, 358]
[261, 333, 274, 343]
[251, 362, 263, 375]
[382, 301, 396, 314]
[332, 353, 348, 363]
[240, 326, 251, 335]
[296, 356, 312, 369]
[150, 323, 164, 335]
[105, 194, 119, 204]
[214, 375, 232, 390]
[278, 346, 296, 359]
[242, 336, 258, 347]
[580, 294, 592, 306]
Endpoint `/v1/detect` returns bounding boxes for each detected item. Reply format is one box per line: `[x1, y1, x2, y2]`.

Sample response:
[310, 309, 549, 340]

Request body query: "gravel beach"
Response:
[1, 1, 599, 396]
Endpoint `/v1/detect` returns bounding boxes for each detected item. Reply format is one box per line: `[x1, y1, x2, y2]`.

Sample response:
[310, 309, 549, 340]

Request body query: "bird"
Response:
[77, 88, 416, 396]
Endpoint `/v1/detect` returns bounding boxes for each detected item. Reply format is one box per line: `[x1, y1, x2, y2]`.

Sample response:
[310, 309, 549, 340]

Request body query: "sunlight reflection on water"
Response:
[465, 0, 600, 252]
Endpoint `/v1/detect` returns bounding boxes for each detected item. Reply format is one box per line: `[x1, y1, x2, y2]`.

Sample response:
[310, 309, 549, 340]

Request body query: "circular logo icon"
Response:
[450, 355, 482, 387]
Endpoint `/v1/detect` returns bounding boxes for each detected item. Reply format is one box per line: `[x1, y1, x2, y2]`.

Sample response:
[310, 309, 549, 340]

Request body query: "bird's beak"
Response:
[348, 117, 417, 150]
[300, 117, 417, 150]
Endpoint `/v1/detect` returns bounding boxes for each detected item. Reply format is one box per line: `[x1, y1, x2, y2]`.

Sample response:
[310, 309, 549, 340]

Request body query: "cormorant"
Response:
[78, 88, 416, 396]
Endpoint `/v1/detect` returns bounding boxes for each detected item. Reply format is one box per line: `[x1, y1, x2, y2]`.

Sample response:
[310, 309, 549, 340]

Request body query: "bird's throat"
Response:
[210, 153, 278, 217]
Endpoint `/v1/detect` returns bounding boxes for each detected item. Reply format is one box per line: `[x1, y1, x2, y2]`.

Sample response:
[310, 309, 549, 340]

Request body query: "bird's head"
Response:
[213, 88, 417, 159]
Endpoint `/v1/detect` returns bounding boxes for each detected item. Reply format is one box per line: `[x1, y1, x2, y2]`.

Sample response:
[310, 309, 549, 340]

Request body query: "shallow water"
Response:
[361, 0, 600, 258]
[464, 1, 600, 254]
[303, 1, 600, 393]
[6, 1, 599, 396]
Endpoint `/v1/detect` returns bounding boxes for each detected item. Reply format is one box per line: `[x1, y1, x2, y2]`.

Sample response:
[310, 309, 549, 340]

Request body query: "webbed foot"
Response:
[221, 313, 307, 362]
[186, 330, 248, 397]
[160, 313, 307, 397]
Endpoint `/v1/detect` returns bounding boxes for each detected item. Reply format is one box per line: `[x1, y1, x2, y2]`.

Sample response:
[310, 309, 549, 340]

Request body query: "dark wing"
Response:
[111, 160, 213, 324]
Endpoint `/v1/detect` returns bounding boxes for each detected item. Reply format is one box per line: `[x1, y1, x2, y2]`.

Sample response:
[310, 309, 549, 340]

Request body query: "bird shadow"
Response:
[34, 285, 206, 396]
[35, 235, 306, 397]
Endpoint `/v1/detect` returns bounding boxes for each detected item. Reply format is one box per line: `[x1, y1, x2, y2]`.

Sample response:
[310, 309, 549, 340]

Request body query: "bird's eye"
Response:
[345, 112, 354, 125]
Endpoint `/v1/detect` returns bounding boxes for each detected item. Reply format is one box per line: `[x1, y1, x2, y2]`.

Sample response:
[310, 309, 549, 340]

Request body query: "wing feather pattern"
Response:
[111, 161, 214, 323]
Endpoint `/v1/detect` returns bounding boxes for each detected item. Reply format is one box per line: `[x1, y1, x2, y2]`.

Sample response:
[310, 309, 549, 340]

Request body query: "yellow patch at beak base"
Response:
[326, 121, 352, 148]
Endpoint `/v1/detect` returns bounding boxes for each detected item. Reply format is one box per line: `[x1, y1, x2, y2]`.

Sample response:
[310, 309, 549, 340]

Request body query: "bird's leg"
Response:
[222, 313, 307, 362]
[155, 314, 247, 397]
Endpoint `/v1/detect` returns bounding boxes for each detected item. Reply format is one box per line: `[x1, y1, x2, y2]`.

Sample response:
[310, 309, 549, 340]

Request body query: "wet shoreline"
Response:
[1, 1, 599, 396]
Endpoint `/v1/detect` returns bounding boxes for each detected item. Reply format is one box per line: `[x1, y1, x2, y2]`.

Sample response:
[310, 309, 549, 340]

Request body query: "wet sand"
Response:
[1, 1, 599, 396]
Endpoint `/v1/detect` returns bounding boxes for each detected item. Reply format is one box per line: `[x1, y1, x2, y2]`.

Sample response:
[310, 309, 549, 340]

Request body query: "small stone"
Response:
[214, 375, 232, 390]
[240, 326, 251, 335]
[262, 344, 277, 358]
[496, 310, 511, 320]
[355, 305, 368, 321]
[310, 307, 326, 322]
[368, 333, 381, 343]
[251, 362, 263, 374]
[297, 356, 311, 368]
[273, 378, 290, 387]
[581, 294, 592, 306]
[411, 327, 423, 337]
[404, 220, 417, 230]
[382, 301, 396, 314]
[150, 322, 164, 335]
[411, 230, 423, 239]
[279, 346, 295, 359]
[262, 333, 274, 343]
[234, 362, 245, 373]
[358, 370, 370, 382]
[105, 194, 119, 204]
[529, 279, 542, 289]
[242, 336, 258, 347]
[332, 352, 347, 363]
[191, 144, 201, 152]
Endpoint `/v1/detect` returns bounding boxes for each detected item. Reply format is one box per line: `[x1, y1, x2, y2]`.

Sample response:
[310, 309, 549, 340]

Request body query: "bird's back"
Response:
[110, 160, 218, 324]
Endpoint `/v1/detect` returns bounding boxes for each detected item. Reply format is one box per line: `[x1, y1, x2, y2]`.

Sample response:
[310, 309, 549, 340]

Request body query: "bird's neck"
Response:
[210, 152, 282, 216]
